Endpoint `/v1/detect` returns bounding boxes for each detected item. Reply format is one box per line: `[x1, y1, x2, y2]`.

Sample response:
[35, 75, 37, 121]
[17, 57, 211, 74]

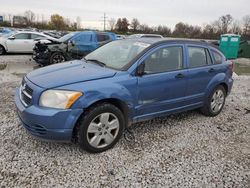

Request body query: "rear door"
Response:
[136, 45, 188, 118]
[185, 45, 217, 104]
[6, 33, 31, 52]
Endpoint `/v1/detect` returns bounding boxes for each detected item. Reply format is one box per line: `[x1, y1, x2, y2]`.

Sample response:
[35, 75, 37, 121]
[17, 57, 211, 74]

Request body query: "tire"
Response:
[49, 52, 66, 64]
[77, 103, 125, 153]
[0, 45, 6, 55]
[200, 85, 226, 117]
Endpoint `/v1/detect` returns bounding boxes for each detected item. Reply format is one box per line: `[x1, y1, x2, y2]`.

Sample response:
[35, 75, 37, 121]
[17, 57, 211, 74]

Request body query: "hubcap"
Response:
[211, 89, 225, 113]
[52, 54, 65, 64]
[87, 113, 120, 149]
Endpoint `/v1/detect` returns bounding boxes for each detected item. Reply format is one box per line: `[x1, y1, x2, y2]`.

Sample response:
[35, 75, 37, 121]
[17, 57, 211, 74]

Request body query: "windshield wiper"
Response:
[85, 59, 106, 67]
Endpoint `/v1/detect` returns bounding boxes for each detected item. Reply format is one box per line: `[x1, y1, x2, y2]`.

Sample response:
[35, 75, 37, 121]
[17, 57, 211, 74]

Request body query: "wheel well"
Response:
[0, 44, 6, 53]
[72, 98, 130, 142]
[220, 83, 228, 95]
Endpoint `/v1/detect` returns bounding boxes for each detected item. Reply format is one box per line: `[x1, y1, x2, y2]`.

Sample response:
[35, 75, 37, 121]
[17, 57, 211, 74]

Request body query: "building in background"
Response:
[0, 16, 3, 23]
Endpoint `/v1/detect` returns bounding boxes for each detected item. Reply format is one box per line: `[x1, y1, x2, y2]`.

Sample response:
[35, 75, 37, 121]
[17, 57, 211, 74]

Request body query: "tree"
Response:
[115, 18, 122, 31]
[49, 14, 66, 30]
[139, 24, 153, 33]
[242, 15, 250, 37]
[130, 18, 140, 32]
[24, 10, 35, 25]
[76, 16, 82, 29]
[230, 20, 241, 34]
[173, 22, 189, 38]
[157, 25, 171, 37]
[116, 18, 129, 32]
[121, 18, 129, 32]
[108, 18, 116, 31]
[219, 14, 233, 33]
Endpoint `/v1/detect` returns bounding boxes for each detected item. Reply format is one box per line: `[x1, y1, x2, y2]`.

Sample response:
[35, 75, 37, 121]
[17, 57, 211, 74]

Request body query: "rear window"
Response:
[212, 50, 223, 64]
[188, 47, 212, 68]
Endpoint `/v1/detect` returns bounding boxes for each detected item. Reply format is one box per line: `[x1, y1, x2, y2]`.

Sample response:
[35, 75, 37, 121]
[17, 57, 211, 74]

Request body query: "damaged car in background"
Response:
[33, 31, 117, 66]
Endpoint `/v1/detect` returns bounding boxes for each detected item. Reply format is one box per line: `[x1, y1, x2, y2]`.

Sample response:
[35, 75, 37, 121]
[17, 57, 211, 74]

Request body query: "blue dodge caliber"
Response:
[15, 38, 233, 153]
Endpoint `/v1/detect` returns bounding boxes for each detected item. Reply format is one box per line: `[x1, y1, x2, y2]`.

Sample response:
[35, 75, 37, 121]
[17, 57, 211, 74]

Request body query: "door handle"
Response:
[208, 68, 215, 73]
[175, 73, 185, 79]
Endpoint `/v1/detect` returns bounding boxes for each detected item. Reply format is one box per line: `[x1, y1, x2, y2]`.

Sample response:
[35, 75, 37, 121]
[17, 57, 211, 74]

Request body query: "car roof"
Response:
[14, 31, 57, 39]
[126, 37, 217, 48]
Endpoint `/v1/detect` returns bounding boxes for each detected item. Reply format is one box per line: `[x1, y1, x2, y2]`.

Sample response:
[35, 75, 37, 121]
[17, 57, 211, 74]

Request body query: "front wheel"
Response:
[0, 45, 6, 55]
[49, 52, 66, 64]
[77, 103, 125, 153]
[200, 85, 226, 116]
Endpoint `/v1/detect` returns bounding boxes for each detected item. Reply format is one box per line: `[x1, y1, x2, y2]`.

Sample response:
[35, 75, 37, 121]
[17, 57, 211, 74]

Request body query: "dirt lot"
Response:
[0, 55, 250, 187]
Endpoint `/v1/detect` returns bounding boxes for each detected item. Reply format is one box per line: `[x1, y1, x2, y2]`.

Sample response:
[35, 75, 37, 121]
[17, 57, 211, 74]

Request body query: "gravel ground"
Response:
[0, 55, 250, 187]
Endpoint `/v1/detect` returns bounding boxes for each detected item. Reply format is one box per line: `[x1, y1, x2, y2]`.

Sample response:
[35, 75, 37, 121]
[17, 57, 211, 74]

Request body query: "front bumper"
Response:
[32, 51, 50, 65]
[15, 88, 83, 142]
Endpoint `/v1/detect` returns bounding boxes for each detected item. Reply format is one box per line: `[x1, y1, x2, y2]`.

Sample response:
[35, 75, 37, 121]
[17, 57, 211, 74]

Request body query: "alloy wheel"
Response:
[87, 113, 120, 149]
[211, 89, 225, 113]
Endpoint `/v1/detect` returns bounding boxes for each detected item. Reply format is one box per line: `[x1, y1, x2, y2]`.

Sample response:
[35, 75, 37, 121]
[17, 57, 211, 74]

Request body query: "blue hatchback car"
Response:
[15, 38, 233, 152]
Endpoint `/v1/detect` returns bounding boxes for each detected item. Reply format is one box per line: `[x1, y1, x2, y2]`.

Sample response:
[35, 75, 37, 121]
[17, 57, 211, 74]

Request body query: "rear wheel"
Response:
[77, 103, 125, 153]
[0, 45, 6, 55]
[200, 85, 226, 116]
[49, 52, 66, 64]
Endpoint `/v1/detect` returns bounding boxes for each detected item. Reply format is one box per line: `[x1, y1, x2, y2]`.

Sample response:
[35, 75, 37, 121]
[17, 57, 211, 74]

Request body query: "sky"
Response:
[0, 0, 249, 30]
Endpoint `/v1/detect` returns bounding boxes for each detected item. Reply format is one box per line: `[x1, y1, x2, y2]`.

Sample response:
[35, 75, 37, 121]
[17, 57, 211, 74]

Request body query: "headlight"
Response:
[39, 90, 82, 109]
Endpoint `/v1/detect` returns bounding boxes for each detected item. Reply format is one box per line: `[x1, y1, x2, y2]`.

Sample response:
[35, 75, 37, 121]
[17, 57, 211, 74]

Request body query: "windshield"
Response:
[85, 40, 150, 70]
[58, 32, 79, 42]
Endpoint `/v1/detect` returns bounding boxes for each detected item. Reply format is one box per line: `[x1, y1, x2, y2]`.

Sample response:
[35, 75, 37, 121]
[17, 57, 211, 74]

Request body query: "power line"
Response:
[100, 13, 107, 31]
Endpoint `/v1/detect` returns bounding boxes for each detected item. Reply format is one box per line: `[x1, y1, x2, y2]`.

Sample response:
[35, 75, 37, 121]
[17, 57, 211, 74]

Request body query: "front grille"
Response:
[20, 79, 33, 107]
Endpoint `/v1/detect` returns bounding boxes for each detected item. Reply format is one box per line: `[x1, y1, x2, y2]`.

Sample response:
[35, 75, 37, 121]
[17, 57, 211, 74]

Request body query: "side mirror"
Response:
[136, 63, 145, 77]
[8, 36, 15, 40]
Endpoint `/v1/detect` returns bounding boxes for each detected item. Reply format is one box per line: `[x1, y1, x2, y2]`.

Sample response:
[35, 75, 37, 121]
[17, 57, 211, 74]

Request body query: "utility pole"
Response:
[101, 13, 107, 31]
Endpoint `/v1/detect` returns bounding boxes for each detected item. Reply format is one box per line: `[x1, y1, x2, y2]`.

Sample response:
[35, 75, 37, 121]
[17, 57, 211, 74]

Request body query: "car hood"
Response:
[26, 60, 117, 88]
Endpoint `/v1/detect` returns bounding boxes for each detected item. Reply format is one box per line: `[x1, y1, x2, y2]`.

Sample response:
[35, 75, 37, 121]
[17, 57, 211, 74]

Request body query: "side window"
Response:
[97, 34, 110, 42]
[31, 34, 45, 40]
[14, 33, 30, 39]
[188, 47, 211, 68]
[212, 50, 223, 64]
[74, 34, 92, 43]
[144, 46, 183, 74]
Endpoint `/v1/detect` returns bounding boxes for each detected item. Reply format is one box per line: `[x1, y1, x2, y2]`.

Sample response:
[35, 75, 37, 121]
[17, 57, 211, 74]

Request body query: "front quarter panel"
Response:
[56, 73, 137, 120]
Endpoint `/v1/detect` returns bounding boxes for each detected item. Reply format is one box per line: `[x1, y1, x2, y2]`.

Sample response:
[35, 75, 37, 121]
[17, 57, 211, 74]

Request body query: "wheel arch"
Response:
[0, 44, 6, 54]
[72, 98, 131, 142]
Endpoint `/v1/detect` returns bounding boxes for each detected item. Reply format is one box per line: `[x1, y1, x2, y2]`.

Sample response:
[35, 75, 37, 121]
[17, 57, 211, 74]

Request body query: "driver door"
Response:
[136, 45, 188, 118]
[6, 33, 31, 52]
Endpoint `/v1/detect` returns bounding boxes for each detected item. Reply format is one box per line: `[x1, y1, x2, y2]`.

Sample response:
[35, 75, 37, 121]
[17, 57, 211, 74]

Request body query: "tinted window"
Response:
[212, 50, 223, 64]
[144, 46, 183, 74]
[14, 33, 30, 39]
[74, 34, 92, 43]
[97, 34, 110, 42]
[188, 47, 211, 68]
[31, 34, 45, 39]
